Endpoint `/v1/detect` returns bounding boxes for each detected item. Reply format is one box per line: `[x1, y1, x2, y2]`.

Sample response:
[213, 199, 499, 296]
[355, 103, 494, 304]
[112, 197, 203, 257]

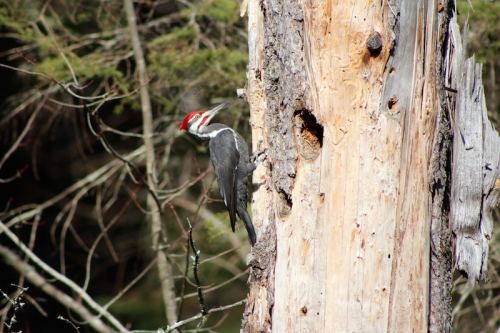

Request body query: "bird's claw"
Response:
[257, 150, 268, 164]
[257, 140, 263, 152]
[251, 140, 267, 164]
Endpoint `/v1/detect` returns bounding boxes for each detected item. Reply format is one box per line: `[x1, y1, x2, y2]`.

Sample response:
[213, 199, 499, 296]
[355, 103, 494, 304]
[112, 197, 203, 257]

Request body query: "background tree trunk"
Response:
[241, 0, 499, 331]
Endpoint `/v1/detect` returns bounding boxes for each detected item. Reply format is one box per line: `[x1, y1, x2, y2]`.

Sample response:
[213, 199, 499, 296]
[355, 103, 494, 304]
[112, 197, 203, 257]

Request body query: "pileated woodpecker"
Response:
[179, 102, 266, 246]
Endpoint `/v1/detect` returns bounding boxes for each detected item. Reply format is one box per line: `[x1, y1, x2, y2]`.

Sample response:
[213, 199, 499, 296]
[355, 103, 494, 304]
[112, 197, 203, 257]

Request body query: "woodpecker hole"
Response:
[278, 191, 292, 218]
[294, 110, 324, 160]
[301, 306, 308, 315]
[387, 96, 399, 115]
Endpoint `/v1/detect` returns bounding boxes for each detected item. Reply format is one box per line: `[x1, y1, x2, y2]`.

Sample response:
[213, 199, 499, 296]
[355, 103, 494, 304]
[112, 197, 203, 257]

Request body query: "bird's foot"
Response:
[250, 140, 268, 165]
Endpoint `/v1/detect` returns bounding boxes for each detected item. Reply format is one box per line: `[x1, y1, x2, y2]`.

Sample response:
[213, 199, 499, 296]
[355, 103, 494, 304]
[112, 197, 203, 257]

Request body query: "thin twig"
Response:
[188, 224, 207, 316]
[171, 197, 247, 261]
[83, 101, 163, 211]
[0, 146, 144, 231]
[175, 268, 250, 302]
[127, 299, 245, 333]
[0, 92, 46, 170]
[0, 244, 118, 333]
[0, 284, 27, 333]
[123, 0, 179, 330]
[100, 259, 158, 314]
[166, 300, 245, 332]
[176, 207, 190, 320]
[0, 165, 29, 184]
[0, 223, 128, 333]
[58, 316, 81, 333]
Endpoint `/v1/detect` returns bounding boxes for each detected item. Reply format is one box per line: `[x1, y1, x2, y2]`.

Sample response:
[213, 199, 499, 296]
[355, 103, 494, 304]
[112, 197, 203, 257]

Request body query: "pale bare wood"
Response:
[241, 0, 274, 331]
[244, 0, 434, 331]
[243, 0, 499, 332]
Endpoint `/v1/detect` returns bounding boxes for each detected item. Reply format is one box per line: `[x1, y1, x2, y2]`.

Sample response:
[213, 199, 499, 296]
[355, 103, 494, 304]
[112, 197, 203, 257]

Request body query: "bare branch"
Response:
[127, 300, 245, 333]
[171, 197, 247, 261]
[174, 268, 250, 302]
[166, 300, 245, 333]
[83, 102, 162, 210]
[100, 259, 158, 314]
[58, 316, 81, 333]
[0, 222, 129, 333]
[0, 284, 27, 333]
[82, 186, 138, 291]
[0, 244, 118, 333]
[0, 146, 144, 230]
[0, 90, 47, 170]
[188, 225, 207, 316]
[123, 0, 179, 329]
[0, 165, 29, 184]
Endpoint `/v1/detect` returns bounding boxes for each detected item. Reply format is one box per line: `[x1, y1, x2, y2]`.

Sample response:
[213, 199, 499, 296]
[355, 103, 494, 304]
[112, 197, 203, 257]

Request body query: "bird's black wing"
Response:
[209, 129, 240, 232]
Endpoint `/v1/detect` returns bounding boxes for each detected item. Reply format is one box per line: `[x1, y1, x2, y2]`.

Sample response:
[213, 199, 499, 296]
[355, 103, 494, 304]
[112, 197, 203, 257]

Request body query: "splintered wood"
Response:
[448, 18, 500, 285]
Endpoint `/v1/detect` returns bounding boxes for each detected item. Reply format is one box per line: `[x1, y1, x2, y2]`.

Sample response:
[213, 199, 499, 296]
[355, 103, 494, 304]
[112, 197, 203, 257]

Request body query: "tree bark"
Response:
[242, 0, 500, 332]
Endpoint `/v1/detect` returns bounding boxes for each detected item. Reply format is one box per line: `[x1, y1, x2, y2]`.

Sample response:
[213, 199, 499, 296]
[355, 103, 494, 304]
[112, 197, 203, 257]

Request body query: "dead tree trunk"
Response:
[241, 0, 500, 332]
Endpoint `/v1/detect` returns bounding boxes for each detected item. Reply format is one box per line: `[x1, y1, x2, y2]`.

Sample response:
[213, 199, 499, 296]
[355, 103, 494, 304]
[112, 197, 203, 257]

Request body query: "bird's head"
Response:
[179, 102, 228, 135]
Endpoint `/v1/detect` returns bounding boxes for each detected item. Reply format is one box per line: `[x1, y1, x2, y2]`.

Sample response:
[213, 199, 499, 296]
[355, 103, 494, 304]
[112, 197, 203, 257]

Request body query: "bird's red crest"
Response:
[179, 111, 205, 130]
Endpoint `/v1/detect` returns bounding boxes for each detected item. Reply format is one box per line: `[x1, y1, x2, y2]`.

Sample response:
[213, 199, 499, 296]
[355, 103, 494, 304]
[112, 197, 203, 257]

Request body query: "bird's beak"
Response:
[203, 102, 228, 123]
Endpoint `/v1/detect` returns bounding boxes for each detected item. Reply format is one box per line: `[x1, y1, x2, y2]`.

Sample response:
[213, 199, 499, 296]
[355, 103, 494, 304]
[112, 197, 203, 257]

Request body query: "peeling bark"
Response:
[429, 2, 454, 333]
[262, 0, 306, 206]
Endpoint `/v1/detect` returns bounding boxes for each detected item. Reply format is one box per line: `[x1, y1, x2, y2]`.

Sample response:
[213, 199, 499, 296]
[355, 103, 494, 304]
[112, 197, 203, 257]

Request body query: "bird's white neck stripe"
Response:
[207, 127, 231, 138]
[198, 128, 239, 151]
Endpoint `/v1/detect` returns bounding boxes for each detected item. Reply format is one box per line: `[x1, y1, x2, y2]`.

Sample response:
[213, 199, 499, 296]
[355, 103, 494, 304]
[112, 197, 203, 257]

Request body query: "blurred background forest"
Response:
[0, 0, 499, 332]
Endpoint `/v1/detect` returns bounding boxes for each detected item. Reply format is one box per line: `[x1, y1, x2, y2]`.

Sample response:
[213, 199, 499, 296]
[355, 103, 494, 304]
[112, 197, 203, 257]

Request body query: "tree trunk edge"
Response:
[241, 220, 277, 333]
[428, 1, 454, 332]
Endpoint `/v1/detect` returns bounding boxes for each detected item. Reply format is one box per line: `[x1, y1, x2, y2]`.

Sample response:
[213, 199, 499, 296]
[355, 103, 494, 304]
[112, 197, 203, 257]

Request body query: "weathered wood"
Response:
[244, 0, 433, 331]
[243, 0, 500, 331]
[449, 15, 500, 284]
[241, 0, 275, 331]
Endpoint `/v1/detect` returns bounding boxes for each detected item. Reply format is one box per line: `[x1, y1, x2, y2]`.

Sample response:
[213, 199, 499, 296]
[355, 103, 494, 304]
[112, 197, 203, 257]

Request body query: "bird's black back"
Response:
[209, 129, 240, 231]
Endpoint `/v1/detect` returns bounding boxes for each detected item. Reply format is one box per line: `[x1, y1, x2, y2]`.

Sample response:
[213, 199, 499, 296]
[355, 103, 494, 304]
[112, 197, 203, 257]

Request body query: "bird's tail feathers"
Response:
[237, 208, 257, 246]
